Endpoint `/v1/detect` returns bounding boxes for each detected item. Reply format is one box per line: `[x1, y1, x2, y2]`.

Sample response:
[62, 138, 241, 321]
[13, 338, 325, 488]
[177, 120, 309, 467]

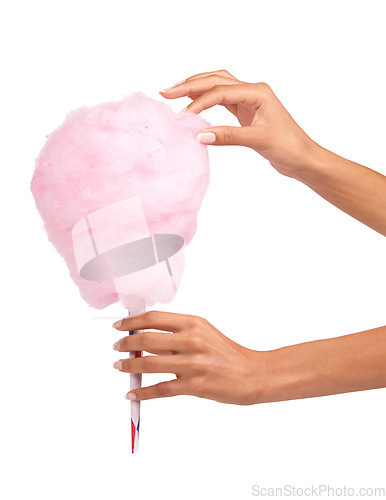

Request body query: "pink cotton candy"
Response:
[30, 92, 210, 309]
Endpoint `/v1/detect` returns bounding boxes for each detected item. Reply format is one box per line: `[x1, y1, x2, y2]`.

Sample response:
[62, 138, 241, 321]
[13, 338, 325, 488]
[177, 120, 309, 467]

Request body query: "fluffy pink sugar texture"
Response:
[30, 92, 211, 309]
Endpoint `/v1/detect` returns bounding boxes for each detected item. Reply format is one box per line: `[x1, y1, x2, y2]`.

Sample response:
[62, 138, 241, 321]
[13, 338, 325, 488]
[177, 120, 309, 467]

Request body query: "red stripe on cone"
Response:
[131, 419, 136, 454]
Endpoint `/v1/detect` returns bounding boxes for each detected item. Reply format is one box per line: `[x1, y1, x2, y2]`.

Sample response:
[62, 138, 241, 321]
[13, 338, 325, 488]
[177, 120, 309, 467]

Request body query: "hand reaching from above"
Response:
[160, 69, 317, 179]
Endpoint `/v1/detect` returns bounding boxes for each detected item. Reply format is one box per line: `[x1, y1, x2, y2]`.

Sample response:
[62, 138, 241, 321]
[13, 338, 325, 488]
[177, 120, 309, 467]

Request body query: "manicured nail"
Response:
[113, 341, 120, 351]
[125, 392, 137, 400]
[113, 319, 123, 329]
[113, 360, 123, 370]
[160, 79, 185, 92]
[196, 132, 216, 144]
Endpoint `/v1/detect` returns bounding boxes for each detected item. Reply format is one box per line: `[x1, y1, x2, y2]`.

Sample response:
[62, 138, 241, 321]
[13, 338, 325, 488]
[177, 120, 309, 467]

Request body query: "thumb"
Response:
[196, 125, 261, 148]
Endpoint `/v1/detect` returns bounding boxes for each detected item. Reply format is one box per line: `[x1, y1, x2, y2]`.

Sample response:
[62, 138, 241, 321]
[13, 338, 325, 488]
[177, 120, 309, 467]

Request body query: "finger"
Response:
[160, 75, 241, 99]
[126, 378, 187, 401]
[186, 83, 263, 115]
[118, 348, 172, 356]
[113, 310, 195, 333]
[160, 70, 238, 95]
[196, 125, 266, 149]
[113, 331, 185, 353]
[113, 355, 181, 374]
[184, 69, 238, 82]
[189, 94, 238, 117]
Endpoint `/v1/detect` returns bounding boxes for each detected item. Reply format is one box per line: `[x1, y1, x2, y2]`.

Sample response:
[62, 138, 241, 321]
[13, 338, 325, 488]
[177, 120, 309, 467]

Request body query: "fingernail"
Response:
[113, 341, 120, 351]
[125, 392, 137, 400]
[180, 106, 188, 113]
[113, 360, 123, 370]
[196, 132, 216, 144]
[113, 319, 122, 329]
[160, 79, 185, 92]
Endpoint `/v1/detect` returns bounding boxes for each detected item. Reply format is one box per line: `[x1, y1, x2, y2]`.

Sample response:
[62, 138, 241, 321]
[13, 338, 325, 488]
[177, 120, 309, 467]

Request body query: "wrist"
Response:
[270, 136, 330, 182]
[292, 141, 338, 187]
[249, 344, 320, 404]
[244, 348, 289, 404]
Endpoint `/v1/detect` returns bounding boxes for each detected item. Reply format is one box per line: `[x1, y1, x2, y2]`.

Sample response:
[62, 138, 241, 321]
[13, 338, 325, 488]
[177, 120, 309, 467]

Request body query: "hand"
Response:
[112, 313, 386, 404]
[112, 310, 267, 405]
[160, 69, 318, 178]
[161, 70, 386, 236]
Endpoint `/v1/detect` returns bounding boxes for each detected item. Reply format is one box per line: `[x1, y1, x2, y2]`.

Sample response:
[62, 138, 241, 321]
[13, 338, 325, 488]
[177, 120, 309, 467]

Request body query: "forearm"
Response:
[295, 143, 386, 236]
[258, 325, 386, 403]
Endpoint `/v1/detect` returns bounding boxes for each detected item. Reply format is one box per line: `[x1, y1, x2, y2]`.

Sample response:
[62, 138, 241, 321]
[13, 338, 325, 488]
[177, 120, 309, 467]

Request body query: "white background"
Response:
[1, 1, 385, 499]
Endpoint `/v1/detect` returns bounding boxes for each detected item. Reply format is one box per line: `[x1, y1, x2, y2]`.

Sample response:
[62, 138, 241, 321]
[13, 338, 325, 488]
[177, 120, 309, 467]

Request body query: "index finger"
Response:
[184, 69, 239, 82]
[160, 74, 240, 100]
[186, 83, 263, 115]
[113, 310, 194, 333]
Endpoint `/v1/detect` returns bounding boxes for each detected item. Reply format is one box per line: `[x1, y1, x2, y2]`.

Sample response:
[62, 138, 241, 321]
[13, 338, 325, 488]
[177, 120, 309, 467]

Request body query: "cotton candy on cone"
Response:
[30, 92, 210, 309]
